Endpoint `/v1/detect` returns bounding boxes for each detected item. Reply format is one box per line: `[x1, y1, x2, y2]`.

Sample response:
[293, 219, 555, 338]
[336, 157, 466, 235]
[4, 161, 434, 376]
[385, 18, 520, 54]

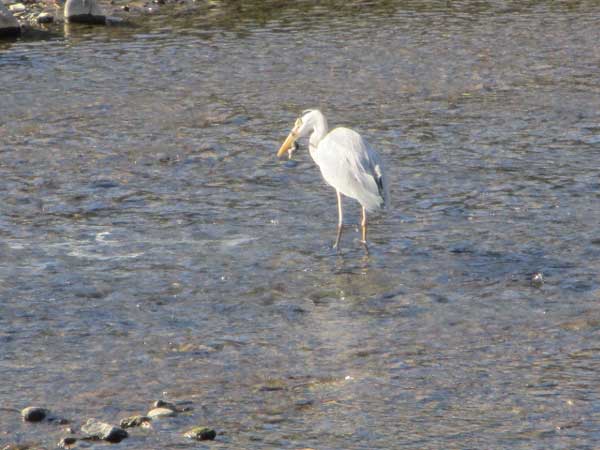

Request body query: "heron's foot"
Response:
[359, 240, 369, 253]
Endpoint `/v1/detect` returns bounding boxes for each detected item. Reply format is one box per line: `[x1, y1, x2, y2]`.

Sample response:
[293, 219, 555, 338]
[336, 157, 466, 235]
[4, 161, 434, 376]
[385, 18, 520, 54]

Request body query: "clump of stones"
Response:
[0, 0, 146, 36]
[14, 403, 216, 447]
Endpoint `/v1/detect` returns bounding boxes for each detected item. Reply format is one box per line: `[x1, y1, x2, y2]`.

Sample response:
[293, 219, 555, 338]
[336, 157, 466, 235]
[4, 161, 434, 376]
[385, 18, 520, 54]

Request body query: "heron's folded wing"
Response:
[315, 128, 388, 211]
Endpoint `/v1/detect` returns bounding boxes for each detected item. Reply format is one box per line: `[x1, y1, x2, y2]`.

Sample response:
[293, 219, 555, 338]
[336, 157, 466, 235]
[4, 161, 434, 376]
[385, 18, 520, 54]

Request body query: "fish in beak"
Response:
[276, 131, 298, 159]
[276, 118, 303, 159]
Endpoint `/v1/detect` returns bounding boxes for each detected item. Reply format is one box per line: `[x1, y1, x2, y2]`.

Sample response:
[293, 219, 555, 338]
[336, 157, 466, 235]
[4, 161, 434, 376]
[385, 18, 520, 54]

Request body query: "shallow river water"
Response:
[2, 1, 600, 448]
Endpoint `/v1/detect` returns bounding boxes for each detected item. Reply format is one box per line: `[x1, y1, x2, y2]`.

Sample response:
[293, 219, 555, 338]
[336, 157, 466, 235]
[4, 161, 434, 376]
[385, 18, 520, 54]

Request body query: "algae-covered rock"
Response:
[184, 426, 216, 441]
[120, 415, 151, 428]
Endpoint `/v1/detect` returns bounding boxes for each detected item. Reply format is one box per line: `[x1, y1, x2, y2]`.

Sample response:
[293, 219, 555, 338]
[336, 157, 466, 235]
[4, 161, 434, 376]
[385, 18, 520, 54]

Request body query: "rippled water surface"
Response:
[2, 1, 600, 448]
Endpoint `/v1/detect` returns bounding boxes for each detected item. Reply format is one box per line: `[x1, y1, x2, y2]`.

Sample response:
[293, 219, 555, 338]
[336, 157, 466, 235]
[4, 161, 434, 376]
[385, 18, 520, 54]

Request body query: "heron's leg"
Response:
[360, 206, 368, 246]
[333, 190, 343, 249]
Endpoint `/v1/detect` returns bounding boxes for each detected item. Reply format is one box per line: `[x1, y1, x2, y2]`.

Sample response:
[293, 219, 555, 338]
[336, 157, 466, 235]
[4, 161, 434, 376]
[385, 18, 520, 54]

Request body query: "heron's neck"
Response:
[308, 113, 328, 150]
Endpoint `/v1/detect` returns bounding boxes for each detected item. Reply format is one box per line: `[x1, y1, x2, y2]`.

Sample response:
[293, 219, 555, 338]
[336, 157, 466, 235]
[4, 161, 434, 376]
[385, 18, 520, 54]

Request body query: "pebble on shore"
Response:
[146, 407, 177, 419]
[152, 399, 177, 410]
[120, 415, 151, 428]
[58, 436, 77, 448]
[151, 399, 193, 412]
[184, 426, 216, 441]
[21, 406, 49, 422]
[36, 11, 53, 23]
[80, 418, 128, 443]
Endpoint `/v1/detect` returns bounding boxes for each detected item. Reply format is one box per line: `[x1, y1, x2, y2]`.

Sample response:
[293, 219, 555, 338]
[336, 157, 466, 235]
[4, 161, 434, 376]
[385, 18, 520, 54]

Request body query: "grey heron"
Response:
[276, 109, 390, 249]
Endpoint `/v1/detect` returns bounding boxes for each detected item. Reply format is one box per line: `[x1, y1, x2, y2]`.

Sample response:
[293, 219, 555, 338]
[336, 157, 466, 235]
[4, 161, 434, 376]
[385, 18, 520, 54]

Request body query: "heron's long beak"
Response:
[276, 132, 297, 159]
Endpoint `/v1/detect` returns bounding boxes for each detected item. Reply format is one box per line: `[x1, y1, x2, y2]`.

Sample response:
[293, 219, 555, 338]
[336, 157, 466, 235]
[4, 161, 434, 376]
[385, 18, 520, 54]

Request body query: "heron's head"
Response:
[276, 109, 321, 159]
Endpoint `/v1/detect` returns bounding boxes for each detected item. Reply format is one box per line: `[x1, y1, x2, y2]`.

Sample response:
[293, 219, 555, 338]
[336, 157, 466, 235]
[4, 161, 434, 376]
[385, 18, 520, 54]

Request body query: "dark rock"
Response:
[0, 1, 20, 38]
[36, 12, 53, 23]
[90, 179, 119, 189]
[152, 400, 177, 411]
[21, 406, 49, 422]
[58, 436, 77, 448]
[65, 12, 106, 24]
[120, 415, 151, 428]
[81, 418, 128, 443]
[184, 426, 216, 441]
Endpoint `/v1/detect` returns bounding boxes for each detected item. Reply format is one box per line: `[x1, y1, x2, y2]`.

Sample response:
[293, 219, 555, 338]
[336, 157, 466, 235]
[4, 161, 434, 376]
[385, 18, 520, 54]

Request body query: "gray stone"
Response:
[64, 0, 105, 24]
[58, 436, 77, 448]
[120, 415, 151, 428]
[184, 426, 216, 441]
[152, 399, 177, 410]
[146, 407, 176, 419]
[0, 1, 20, 38]
[36, 12, 53, 23]
[7, 3, 24, 12]
[21, 406, 49, 422]
[81, 418, 128, 443]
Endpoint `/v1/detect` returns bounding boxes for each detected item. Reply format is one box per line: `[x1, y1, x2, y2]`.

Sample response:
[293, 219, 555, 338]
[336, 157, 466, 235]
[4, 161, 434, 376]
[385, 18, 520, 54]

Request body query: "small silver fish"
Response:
[287, 141, 299, 160]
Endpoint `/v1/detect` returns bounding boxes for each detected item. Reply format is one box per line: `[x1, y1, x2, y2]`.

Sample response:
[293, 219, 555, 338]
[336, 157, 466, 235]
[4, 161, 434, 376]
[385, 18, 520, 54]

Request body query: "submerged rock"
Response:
[36, 12, 53, 23]
[152, 400, 177, 410]
[0, 1, 20, 38]
[120, 415, 151, 428]
[147, 407, 176, 419]
[58, 436, 77, 448]
[81, 418, 128, 443]
[531, 272, 544, 287]
[184, 426, 216, 441]
[21, 406, 49, 422]
[49, 416, 70, 425]
[64, 0, 105, 24]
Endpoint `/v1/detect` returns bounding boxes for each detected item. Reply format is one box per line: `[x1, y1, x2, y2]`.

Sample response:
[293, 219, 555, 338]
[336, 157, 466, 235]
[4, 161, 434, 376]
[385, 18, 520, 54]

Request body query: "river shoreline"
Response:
[1, 0, 218, 39]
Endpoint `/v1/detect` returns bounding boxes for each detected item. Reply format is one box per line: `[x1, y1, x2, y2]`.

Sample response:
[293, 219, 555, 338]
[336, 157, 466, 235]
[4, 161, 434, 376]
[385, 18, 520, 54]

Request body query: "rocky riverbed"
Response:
[3, 402, 216, 449]
[0, 0, 219, 38]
